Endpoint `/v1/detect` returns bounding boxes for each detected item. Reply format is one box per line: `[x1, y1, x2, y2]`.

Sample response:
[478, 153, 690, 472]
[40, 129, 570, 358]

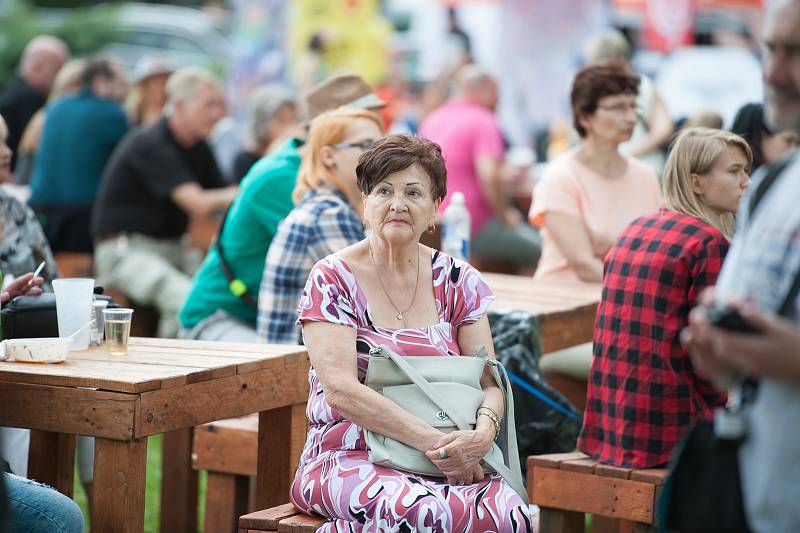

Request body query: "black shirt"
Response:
[0, 76, 46, 170]
[92, 117, 226, 239]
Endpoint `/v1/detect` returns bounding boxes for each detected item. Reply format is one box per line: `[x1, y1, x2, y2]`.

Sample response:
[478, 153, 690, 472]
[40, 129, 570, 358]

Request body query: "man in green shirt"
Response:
[179, 74, 385, 341]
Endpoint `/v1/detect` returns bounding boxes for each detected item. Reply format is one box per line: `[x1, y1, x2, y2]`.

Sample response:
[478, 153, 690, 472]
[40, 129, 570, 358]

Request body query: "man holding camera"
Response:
[683, 1, 800, 530]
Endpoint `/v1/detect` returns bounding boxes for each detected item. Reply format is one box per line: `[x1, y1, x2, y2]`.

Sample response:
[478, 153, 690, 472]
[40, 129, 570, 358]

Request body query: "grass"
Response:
[73, 434, 208, 533]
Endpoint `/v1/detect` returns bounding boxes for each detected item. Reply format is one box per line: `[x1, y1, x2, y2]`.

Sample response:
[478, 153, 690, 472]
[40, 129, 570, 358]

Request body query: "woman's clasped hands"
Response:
[425, 429, 495, 486]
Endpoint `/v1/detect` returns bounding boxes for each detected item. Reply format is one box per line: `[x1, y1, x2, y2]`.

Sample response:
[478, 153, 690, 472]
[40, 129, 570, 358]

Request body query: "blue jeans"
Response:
[3, 472, 84, 533]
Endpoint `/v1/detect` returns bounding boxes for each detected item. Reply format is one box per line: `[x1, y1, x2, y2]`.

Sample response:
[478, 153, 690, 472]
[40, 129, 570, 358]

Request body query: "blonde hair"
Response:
[292, 107, 383, 203]
[662, 127, 753, 240]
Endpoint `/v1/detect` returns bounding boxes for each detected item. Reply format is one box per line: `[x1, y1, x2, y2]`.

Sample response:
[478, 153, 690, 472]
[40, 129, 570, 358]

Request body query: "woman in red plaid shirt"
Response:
[578, 127, 752, 468]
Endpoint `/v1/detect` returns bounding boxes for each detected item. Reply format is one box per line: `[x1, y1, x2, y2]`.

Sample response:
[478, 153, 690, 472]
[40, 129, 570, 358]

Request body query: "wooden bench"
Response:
[188, 211, 224, 252]
[194, 411, 307, 533]
[53, 252, 93, 278]
[101, 286, 160, 338]
[239, 503, 326, 532]
[193, 415, 258, 533]
[528, 452, 668, 533]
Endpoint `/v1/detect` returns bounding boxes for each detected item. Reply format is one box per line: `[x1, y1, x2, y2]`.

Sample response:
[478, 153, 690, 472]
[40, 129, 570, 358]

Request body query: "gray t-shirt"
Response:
[714, 157, 800, 533]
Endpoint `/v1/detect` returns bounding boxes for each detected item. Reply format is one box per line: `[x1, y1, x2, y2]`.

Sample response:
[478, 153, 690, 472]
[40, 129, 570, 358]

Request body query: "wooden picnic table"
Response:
[484, 273, 602, 353]
[0, 337, 309, 533]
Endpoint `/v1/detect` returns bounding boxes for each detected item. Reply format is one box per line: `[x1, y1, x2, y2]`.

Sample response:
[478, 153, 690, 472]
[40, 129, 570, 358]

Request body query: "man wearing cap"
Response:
[93, 66, 238, 338]
[125, 55, 173, 126]
[179, 74, 384, 342]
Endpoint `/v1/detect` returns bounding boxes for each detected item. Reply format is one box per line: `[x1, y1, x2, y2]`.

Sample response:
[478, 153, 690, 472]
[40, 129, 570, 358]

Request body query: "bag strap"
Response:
[747, 153, 795, 218]
[744, 154, 800, 319]
[374, 345, 528, 502]
[778, 266, 800, 319]
[214, 205, 258, 309]
[731, 155, 799, 408]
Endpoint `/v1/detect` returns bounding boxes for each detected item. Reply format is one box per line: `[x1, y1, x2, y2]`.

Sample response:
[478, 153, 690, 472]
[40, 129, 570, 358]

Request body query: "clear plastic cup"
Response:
[52, 278, 95, 350]
[91, 299, 109, 345]
[103, 308, 133, 355]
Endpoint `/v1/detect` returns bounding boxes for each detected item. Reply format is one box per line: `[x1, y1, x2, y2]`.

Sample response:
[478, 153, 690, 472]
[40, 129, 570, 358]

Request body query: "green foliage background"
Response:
[0, 0, 123, 86]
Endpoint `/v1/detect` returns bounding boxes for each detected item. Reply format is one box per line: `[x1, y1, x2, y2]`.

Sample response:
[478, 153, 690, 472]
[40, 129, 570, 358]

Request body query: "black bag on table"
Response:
[488, 311, 582, 473]
[1, 290, 116, 340]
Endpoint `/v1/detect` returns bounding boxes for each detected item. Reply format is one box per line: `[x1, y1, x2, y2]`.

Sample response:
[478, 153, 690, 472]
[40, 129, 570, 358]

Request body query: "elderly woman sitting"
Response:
[529, 61, 661, 284]
[290, 134, 531, 532]
[527, 62, 662, 391]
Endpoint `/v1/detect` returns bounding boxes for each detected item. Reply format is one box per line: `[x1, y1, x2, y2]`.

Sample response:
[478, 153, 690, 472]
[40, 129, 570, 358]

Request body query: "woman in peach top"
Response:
[529, 62, 661, 284]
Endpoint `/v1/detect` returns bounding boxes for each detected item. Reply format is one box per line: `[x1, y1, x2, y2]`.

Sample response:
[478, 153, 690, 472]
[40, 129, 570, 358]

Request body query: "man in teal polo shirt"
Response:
[28, 58, 127, 253]
[179, 74, 385, 341]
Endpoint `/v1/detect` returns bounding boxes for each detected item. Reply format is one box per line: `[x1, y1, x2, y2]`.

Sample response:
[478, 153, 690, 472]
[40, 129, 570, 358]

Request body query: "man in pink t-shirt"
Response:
[419, 66, 540, 269]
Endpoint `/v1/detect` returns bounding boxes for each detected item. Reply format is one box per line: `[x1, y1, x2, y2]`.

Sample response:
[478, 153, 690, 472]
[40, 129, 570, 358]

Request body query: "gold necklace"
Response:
[368, 242, 420, 321]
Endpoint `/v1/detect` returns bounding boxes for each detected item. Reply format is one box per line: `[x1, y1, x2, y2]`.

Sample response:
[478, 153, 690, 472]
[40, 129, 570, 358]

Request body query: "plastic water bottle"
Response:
[442, 192, 471, 261]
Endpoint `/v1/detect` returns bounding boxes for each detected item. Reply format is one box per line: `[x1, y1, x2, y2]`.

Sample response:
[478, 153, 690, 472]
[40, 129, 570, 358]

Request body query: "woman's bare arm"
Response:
[457, 315, 504, 443]
[544, 211, 604, 282]
[303, 320, 444, 452]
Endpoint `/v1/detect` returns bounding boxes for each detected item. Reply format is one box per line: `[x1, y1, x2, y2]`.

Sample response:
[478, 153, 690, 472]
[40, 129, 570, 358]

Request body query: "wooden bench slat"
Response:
[531, 467, 657, 523]
[239, 503, 300, 529]
[526, 451, 588, 469]
[595, 463, 633, 479]
[277, 513, 327, 533]
[630, 468, 669, 485]
[193, 417, 258, 476]
[559, 458, 598, 474]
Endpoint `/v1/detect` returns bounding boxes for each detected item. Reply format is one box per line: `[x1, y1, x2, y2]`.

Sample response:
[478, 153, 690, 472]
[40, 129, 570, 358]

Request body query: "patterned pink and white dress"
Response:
[291, 250, 533, 533]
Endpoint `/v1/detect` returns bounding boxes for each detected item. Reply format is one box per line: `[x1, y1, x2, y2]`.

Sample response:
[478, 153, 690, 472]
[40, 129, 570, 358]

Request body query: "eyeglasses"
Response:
[333, 139, 374, 151]
[596, 103, 641, 116]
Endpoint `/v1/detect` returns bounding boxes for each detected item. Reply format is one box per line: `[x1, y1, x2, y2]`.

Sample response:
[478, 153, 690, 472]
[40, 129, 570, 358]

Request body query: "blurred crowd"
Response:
[2, 0, 800, 527]
[0, 20, 798, 340]
[0, 6, 794, 382]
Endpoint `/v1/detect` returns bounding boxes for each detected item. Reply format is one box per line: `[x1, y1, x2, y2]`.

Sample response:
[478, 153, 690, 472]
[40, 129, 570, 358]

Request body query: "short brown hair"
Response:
[356, 134, 447, 201]
[571, 61, 640, 137]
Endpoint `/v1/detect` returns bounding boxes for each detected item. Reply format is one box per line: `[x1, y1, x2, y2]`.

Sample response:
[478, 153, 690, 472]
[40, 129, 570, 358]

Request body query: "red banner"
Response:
[643, 0, 694, 51]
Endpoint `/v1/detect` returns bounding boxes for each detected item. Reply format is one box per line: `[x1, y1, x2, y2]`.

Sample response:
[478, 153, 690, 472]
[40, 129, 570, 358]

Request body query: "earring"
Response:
[427, 222, 436, 234]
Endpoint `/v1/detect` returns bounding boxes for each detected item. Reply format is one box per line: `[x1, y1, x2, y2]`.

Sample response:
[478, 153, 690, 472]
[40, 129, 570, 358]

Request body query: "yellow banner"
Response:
[289, 0, 392, 87]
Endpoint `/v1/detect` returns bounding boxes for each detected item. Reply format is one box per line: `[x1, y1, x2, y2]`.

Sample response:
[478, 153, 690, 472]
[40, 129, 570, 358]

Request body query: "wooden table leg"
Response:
[204, 472, 249, 533]
[539, 508, 584, 533]
[92, 437, 148, 533]
[593, 515, 622, 533]
[27, 430, 75, 497]
[255, 403, 306, 508]
[160, 427, 199, 533]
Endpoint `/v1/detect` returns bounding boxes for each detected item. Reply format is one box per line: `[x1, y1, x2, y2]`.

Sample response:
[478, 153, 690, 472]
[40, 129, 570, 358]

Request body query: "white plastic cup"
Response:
[53, 278, 95, 350]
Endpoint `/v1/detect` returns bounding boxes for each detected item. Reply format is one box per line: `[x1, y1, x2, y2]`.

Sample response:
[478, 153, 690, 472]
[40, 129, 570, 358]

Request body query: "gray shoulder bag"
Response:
[364, 344, 528, 502]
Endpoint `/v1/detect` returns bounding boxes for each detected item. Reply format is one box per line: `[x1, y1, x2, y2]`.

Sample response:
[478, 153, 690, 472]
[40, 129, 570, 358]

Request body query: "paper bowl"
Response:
[1, 337, 71, 363]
